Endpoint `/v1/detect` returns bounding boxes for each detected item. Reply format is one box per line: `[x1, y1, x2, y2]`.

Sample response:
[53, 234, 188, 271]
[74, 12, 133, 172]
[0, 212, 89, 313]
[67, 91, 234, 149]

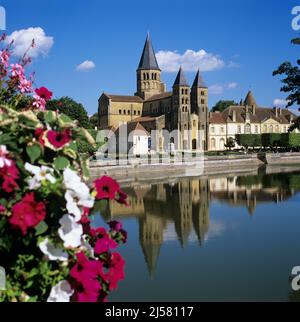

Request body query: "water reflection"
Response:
[98, 167, 300, 278]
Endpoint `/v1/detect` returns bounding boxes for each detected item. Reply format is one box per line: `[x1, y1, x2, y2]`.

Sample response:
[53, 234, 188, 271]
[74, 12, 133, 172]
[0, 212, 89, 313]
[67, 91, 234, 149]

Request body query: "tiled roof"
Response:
[221, 105, 296, 124]
[115, 122, 150, 137]
[145, 92, 173, 102]
[209, 112, 226, 124]
[103, 93, 144, 103]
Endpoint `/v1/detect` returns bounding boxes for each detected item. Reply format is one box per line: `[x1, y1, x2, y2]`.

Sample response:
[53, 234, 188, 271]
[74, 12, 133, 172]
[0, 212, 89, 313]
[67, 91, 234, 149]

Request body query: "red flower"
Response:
[47, 129, 71, 149]
[70, 252, 103, 302]
[0, 161, 19, 193]
[108, 221, 122, 232]
[115, 190, 128, 206]
[35, 128, 45, 145]
[104, 252, 125, 291]
[35, 87, 53, 101]
[94, 176, 120, 200]
[94, 234, 118, 255]
[9, 192, 46, 235]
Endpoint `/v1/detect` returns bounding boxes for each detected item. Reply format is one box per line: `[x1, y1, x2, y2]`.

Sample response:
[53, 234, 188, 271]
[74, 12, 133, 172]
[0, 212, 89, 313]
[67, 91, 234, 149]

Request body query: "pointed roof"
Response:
[137, 33, 160, 71]
[192, 70, 206, 88]
[244, 91, 257, 107]
[173, 67, 189, 87]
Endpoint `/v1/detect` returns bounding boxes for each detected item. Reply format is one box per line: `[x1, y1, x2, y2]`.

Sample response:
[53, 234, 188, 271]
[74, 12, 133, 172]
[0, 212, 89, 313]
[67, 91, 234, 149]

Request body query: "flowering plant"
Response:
[0, 34, 127, 302]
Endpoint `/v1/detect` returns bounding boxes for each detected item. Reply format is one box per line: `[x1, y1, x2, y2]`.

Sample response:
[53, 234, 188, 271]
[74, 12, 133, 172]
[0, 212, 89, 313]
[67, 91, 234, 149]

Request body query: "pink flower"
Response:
[0, 145, 12, 168]
[0, 50, 10, 68]
[18, 78, 32, 93]
[47, 129, 71, 149]
[0, 204, 5, 213]
[104, 252, 125, 291]
[35, 87, 53, 101]
[32, 95, 46, 111]
[94, 176, 120, 200]
[9, 192, 46, 235]
[10, 64, 24, 79]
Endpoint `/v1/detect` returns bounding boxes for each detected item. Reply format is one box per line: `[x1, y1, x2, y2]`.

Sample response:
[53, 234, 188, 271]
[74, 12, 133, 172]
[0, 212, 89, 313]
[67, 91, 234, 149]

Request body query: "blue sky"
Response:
[2, 0, 300, 115]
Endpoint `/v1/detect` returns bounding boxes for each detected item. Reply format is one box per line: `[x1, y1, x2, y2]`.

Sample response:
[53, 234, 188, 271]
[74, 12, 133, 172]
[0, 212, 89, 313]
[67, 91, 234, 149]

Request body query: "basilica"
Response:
[98, 34, 297, 152]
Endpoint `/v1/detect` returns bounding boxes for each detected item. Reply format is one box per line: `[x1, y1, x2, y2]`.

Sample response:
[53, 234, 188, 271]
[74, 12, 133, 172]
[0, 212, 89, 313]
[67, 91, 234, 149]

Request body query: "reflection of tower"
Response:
[175, 180, 193, 247]
[139, 214, 164, 277]
[192, 179, 210, 244]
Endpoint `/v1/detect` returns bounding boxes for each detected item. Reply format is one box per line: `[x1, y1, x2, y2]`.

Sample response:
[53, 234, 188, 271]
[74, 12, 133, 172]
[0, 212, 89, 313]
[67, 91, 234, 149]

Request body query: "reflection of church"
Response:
[101, 171, 300, 276]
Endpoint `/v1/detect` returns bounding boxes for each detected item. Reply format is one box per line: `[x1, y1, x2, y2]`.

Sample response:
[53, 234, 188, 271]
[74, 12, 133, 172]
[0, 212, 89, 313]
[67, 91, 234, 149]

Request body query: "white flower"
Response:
[0, 145, 12, 168]
[63, 168, 94, 221]
[39, 238, 68, 261]
[25, 163, 56, 190]
[58, 214, 83, 248]
[47, 280, 73, 302]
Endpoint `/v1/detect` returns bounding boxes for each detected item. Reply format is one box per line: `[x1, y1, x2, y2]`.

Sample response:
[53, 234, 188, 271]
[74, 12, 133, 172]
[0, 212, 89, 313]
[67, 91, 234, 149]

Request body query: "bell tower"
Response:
[172, 67, 191, 150]
[135, 33, 166, 100]
[191, 70, 208, 150]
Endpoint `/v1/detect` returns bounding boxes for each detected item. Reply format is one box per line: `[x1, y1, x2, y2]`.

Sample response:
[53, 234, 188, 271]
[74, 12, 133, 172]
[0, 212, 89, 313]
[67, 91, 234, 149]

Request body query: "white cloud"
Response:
[5, 27, 54, 58]
[228, 61, 240, 68]
[273, 99, 289, 108]
[156, 49, 224, 72]
[228, 82, 238, 89]
[209, 84, 224, 95]
[76, 60, 96, 72]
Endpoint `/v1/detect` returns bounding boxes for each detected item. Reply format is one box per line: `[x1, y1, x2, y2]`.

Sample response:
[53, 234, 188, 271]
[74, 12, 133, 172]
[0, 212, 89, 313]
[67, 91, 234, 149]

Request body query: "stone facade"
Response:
[98, 33, 208, 152]
[98, 34, 297, 153]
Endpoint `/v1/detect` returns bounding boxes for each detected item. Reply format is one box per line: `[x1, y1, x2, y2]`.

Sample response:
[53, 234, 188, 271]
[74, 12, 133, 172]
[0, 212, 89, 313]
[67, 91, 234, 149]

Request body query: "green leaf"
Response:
[63, 141, 78, 159]
[35, 221, 48, 236]
[44, 111, 56, 124]
[54, 156, 70, 170]
[26, 144, 42, 163]
[58, 113, 74, 128]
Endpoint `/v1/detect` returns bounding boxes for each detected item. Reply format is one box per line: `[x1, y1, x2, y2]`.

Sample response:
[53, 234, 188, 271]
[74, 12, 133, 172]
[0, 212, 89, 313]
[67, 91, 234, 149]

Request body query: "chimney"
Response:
[275, 107, 278, 117]
[232, 110, 236, 122]
[279, 108, 282, 115]
[252, 104, 256, 115]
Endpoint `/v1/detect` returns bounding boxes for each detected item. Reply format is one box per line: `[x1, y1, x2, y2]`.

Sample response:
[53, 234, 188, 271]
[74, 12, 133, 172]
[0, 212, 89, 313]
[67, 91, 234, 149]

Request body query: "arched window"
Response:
[275, 125, 279, 132]
[211, 138, 216, 150]
[185, 98, 188, 104]
[211, 126, 215, 133]
[245, 123, 251, 134]
[123, 110, 126, 115]
[147, 73, 149, 80]
[128, 110, 130, 115]
[269, 125, 273, 133]
[143, 73, 146, 80]
[182, 98, 184, 104]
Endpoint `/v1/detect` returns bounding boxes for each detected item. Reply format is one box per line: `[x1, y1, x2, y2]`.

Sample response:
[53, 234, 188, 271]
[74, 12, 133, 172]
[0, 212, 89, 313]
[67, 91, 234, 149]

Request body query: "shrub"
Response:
[236, 134, 261, 149]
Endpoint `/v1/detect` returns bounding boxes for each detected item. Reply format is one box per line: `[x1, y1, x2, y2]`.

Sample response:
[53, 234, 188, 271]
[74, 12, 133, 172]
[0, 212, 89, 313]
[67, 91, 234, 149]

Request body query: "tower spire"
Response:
[173, 66, 189, 87]
[137, 33, 160, 71]
[192, 69, 206, 88]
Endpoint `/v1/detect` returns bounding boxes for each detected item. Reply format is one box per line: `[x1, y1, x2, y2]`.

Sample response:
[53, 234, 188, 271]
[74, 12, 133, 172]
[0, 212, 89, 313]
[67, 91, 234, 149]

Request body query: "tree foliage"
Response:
[89, 113, 99, 129]
[273, 36, 300, 130]
[46, 97, 92, 129]
[211, 100, 237, 113]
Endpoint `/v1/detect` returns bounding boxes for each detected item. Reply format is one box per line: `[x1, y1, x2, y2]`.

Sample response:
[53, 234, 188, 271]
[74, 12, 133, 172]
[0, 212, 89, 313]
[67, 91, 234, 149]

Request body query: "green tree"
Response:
[46, 97, 91, 129]
[89, 113, 99, 129]
[211, 100, 237, 112]
[273, 36, 300, 130]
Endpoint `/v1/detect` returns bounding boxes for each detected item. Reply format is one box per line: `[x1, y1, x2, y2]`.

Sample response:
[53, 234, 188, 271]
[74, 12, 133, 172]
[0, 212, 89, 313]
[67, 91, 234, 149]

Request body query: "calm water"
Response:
[92, 166, 300, 302]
